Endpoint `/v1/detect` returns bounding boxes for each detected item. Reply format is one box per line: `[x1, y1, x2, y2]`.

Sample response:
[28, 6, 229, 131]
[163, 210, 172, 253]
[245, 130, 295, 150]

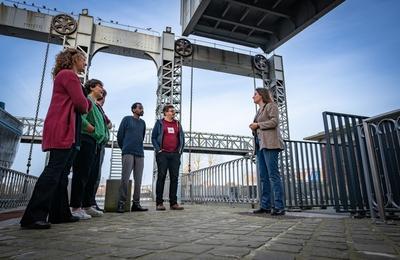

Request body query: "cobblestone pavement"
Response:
[0, 204, 399, 259]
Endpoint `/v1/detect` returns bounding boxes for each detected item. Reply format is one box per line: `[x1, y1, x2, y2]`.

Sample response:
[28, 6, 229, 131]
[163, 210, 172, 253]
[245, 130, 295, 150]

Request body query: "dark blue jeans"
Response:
[257, 148, 284, 210]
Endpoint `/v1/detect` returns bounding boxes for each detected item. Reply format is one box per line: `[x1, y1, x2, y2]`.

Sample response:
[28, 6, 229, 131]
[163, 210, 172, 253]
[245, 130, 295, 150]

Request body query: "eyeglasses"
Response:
[168, 110, 176, 113]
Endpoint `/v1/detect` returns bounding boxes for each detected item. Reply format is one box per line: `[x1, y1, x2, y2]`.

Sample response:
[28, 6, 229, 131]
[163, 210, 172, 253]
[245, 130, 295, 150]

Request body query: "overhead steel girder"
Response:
[181, 0, 345, 53]
[0, 4, 265, 78]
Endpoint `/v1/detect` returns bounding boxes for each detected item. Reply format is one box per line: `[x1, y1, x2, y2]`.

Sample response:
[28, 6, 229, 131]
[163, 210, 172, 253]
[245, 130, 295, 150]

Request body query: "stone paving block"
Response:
[138, 251, 195, 260]
[78, 246, 117, 256]
[208, 246, 251, 258]
[351, 234, 384, 241]
[224, 229, 253, 235]
[169, 244, 214, 254]
[273, 237, 307, 246]
[352, 242, 397, 254]
[109, 247, 151, 258]
[306, 247, 349, 259]
[12, 249, 76, 259]
[316, 235, 347, 243]
[280, 233, 312, 240]
[209, 234, 240, 240]
[266, 243, 303, 253]
[238, 235, 273, 244]
[0, 235, 16, 241]
[193, 238, 225, 245]
[305, 240, 348, 250]
[223, 239, 266, 249]
[286, 230, 313, 236]
[136, 242, 178, 250]
[319, 231, 346, 237]
[140, 234, 191, 243]
[195, 254, 234, 259]
[0, 247, 28, 258]
[250, 250, 296, 260]
[352, 251, 400, 260]
[251, 230, 283, 237]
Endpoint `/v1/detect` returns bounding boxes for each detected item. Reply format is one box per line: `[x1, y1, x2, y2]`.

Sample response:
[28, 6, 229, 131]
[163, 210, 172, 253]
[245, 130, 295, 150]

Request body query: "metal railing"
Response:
[181, 155, 257, 204]
[359, 109, 400, 221]
[181, 140, 335, 209]
[283, 140, 333, 209]
[323, 112, 370, 214]
[0, 166, 38, 209]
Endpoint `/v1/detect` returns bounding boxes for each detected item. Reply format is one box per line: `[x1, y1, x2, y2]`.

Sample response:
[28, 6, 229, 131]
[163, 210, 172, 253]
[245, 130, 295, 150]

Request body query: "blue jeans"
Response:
[257, 148, 284, 210]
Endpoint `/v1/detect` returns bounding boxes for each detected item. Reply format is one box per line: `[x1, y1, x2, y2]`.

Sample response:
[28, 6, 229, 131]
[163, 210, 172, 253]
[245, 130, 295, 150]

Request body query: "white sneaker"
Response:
[72, 209, 92, 220]
[84, 207, 104, 217]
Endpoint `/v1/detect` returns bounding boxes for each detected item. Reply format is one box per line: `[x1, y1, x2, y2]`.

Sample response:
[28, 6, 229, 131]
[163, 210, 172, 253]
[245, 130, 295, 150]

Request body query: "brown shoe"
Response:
[156, 204, 166, 211]
[170, 204, 184, 210]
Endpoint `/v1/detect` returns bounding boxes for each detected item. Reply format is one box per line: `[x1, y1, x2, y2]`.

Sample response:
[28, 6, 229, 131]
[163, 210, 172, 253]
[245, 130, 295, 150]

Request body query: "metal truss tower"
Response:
[253, 54, 292, 205]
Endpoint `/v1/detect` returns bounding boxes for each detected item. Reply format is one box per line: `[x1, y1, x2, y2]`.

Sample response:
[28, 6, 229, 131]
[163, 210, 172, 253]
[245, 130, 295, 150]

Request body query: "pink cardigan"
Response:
[42, 69, 92, 151]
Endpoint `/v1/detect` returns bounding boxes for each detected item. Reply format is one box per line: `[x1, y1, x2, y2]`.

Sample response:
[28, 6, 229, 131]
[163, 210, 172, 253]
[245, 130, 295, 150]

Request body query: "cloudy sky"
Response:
[1, 0, 399, 186]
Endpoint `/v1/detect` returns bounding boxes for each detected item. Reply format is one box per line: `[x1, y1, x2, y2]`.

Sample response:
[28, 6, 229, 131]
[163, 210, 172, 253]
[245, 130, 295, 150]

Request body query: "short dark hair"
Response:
[162, 104, 175, 115]
[131, 102, 142, 111]
[84, 79, 103, 95]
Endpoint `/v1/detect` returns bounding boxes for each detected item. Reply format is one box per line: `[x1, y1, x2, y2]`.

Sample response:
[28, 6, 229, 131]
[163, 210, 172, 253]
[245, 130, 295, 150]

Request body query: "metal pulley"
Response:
[175, 38, 193, 57]
[252, 54, 268, 72]
[51, 14, 77, 35]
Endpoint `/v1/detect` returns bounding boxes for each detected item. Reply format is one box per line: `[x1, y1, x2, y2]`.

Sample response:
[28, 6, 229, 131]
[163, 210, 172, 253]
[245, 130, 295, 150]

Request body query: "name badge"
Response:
[167, 127, 175, 134]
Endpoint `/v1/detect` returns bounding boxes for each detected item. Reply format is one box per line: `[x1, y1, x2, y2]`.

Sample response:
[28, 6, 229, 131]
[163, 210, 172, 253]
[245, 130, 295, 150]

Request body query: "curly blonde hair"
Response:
[52, 48, 86, 78]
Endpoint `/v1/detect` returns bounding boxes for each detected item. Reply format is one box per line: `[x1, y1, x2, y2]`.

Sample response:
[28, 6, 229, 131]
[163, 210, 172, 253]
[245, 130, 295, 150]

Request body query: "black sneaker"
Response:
[253, 208, 271, 214]
[271, 209, 285, 216]
[21, 221, 51, 229]
[131, 203, 148, 212]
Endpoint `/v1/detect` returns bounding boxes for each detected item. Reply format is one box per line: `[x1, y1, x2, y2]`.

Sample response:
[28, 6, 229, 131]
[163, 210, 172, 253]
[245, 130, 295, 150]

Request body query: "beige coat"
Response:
[253, 102, 284, 152]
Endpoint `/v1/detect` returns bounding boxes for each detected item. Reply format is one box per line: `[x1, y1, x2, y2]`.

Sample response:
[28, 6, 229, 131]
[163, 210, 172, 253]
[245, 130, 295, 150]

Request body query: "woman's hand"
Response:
[87, 123, 95, 133]
[249, 123, 259, 131]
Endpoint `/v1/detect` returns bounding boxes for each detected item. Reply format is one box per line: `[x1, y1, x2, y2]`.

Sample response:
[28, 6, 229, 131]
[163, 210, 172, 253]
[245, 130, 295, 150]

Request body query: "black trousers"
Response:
[20, 148, 77, 225]
[70, 135, 97, 208]
[87, 144, 105, 206]
[155, 152, 181, 206]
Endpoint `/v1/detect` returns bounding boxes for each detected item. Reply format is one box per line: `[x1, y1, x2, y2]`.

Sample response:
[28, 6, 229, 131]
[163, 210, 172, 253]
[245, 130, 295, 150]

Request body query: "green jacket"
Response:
[81, 96, 107, 144]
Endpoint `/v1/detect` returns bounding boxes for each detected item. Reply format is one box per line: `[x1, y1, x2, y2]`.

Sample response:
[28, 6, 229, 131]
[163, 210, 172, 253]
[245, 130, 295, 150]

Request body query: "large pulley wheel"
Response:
[51, 14, 77, 35]
[253, 54, 268, 71]
[175, 38, 193, 57]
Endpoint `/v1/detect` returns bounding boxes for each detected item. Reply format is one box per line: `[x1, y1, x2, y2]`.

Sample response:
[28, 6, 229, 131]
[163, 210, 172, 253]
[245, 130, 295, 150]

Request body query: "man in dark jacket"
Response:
[151, 104, 185, 210]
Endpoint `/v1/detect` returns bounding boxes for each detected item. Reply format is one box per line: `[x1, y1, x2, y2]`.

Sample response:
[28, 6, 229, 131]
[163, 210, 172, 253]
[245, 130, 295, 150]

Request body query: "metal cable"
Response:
[188, 57, 194, 173]
[26, 32, 51, 175]
[252, 66, 258, 114]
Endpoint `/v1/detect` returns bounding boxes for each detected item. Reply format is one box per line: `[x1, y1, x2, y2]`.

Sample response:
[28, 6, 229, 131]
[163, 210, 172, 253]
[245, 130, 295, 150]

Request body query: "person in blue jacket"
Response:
[116, 102, 148, 213]
[151, 104, 185, 210]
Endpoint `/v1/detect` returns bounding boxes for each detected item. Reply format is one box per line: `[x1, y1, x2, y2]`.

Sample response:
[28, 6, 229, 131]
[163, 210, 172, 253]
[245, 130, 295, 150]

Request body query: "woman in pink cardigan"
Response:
[20, 48, 92, 229]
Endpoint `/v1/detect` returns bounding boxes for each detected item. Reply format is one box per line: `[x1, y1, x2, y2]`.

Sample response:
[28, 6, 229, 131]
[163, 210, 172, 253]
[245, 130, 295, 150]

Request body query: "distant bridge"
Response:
[17, 117, 253, 156]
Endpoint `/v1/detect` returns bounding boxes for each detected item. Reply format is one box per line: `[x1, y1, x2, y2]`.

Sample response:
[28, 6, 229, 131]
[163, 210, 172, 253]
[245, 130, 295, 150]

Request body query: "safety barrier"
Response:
[181, 140, 335, 209]
[323, 112, 370, 214]
[358, 109, 400, 221]
[0, 166, 38, 209]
